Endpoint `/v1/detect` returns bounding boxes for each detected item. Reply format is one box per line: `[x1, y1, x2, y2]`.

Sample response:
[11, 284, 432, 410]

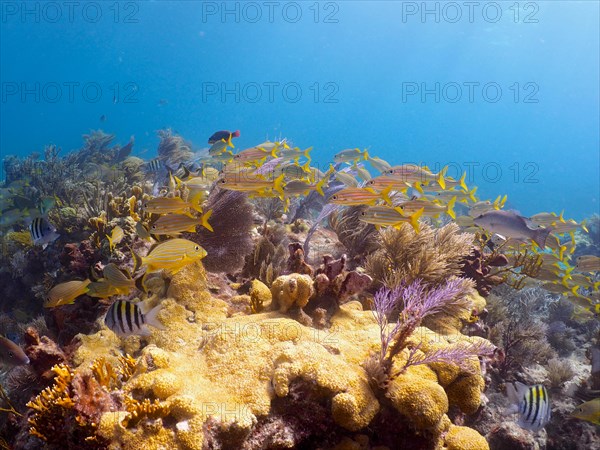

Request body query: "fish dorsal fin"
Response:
[514, 381, 529, 400]
[505, 382, 521, 405]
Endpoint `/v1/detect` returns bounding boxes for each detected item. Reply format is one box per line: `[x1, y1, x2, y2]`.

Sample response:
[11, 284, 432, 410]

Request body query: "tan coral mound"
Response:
[69, 264, 490, 449]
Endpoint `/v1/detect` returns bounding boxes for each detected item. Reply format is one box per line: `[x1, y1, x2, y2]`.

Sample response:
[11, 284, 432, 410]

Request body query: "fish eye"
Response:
[194, 245, 200, 251]
[8, 351, 13, 358]
[332, 195, 337, 199]
[220, 179, 227, 184]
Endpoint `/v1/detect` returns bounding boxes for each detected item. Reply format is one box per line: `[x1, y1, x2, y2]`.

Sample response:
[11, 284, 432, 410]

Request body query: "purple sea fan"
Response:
[370, 278, 480, 380]
[183, 189, 254, 273]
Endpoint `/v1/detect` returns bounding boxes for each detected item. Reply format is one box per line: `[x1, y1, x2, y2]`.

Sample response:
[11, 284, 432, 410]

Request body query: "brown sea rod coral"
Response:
[365, 222, 475, 289]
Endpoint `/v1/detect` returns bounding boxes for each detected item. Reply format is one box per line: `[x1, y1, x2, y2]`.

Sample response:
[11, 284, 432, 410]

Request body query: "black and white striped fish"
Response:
[28, 217, 59, 250]
[505, 382, 551, 431]
[144, 158, 164, 173]
[105, 300, 164, 337]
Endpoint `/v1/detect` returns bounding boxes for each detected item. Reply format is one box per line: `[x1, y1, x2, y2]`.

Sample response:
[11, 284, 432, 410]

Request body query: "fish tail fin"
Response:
[413, 182, 424, 195]
[201, 209, 213, 232]
[533, 227, 551, 248]
[303, 147, 313, 160]
[142, 302, 165, 334]
[181, 165, 192, 181]
[437, 166, 447, 190]
[227, 135, 234, 148]
[363, 149, 369, 160]
[273, 174, 285, 198]
[107, 235, 114, 252]
[459, 172, 468, 192]
[132, 251, 143, 274]
[446, 197, 457, 219]
[189, 191, 204, 213]
[581, 220, 589, 233]
[301, 161, 311, 174]
[469, 187, 478, 203]
[570, 285, 580, 297]
[501, 194, 508, 208]
[380, 186, 393, 205]
[409, 208, 424, 233]
[315, 177, 327, 196]
[559, 210, 565, 223]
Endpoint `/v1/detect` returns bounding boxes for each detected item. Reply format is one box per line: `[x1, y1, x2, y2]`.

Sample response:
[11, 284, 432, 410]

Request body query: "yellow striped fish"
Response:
[359, 206, 423, 233]
[87, 280, 121, 299]
[45, 279, 91, 308]
[103, 263, 136, 292]
[106, 225, 124, 251]
[142, 194, 203, 215]
[134, 238, 207, 275]
[576, 255, 600, 272]
[150, 210, 213, 235]
[386, 165, 448, 190]
[396, 197, 456, 219]
[329, 186, 392, 206]
[571, 398, 600, 425]
[218, 174, 285, 197]
[283, 179, 328, 197]
[366, 175, 411, 192]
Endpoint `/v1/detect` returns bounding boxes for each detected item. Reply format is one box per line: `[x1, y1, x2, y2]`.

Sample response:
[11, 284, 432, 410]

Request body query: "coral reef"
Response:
[2, 129, 597, 450]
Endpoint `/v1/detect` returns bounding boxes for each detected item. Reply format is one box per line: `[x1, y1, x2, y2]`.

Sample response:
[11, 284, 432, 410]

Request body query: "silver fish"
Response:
[473, 210, 550, 248]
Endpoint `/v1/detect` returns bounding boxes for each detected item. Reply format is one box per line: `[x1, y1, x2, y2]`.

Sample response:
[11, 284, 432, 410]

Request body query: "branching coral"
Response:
[365, 222, 474, 289]
[244, 225, 289, 286]
[545, 357, 575, 389]
[156, 129, 194, 166]
[486, 286, 557, 377]
[121, 395, 171, 427]
[24, 356, 139, 446]
[26, 364, 75, 441]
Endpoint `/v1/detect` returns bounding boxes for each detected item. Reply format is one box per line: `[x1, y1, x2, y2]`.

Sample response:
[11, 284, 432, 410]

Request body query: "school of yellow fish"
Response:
[45, 136, 599, 320]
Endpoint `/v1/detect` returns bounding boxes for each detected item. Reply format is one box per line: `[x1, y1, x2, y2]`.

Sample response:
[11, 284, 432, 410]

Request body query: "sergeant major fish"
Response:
[105, 300, 164, 337]
[505, 382, 551, 432]
[28, 217, 60, 250]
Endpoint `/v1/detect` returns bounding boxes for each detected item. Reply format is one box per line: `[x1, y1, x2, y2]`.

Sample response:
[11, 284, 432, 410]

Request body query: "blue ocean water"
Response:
[1, 1, 598, 220]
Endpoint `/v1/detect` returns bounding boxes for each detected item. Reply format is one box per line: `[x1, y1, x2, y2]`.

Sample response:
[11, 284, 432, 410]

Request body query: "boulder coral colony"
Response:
[0, 130, 598, 449]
